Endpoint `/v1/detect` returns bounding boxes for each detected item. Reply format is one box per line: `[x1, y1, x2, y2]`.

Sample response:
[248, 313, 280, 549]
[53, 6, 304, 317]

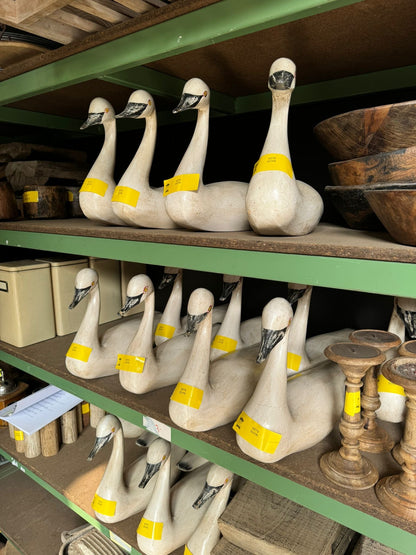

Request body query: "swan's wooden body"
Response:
[169, 288, 263, 432]
[234, 297, 345, 463]
[112, 90, 178, 229]
[79, 97, 125, 225]
[87, 415, 185, 523]
[246, 58, 323, 236]
[164, 78, 250, 231]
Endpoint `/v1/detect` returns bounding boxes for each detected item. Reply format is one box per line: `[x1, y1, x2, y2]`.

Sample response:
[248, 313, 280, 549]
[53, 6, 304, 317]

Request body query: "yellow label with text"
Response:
[184, 546, 193, 555]
[81, 402, 90, 414]
[155, 323, 176, 339]
[287, 352, 302, 372]
[67, 191, 74, 202]
[92, 494, 117, 516]
[344, 391, 361, 416]
[112, 185, 140, 207]
[253, 153, 293, 178]
[137, 518, 163, 540]
[378, 373, 405, 396]
[233, 411, 282, 454]
[23, 191, 39, 203]
[170, 382, 204, 409]
[163, 173, 200, 196]
[14, 430, 24, 441]
[116, 354, 145, 373]
[66, 343, 92, 362]
[80, 178, 108, 196]
[211, 335, 238, 353]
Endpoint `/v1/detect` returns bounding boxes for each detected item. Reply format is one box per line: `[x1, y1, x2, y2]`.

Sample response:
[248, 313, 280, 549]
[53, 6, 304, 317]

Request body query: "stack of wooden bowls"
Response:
[314, 100, 416, 241]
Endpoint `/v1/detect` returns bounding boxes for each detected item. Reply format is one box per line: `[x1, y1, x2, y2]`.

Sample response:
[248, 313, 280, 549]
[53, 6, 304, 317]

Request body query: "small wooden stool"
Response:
[320, 342, 385, 490]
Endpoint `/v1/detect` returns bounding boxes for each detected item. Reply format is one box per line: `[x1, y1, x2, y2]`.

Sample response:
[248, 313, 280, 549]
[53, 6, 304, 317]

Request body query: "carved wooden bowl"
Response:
[314, 100, 416, 160]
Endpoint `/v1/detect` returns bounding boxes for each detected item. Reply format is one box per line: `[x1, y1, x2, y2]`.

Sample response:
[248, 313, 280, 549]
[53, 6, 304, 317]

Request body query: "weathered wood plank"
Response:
[212, 538, 252, 554]
[5, 160, 88, 189]
[112, 0, 152, 14]
[0, 142, 87, 164]
[50, 8, 105, 33]
[71, 0, 129, 24]
[13, 16, 87, 44]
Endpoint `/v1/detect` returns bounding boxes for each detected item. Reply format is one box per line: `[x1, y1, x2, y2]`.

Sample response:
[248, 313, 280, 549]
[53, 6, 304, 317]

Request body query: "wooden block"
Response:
[219, 481, 356, 555]
[0, 143, 87, 164]
[212, 537, 253, 554]
[351, 535, 403, 554]
[6, 160, 88, 189]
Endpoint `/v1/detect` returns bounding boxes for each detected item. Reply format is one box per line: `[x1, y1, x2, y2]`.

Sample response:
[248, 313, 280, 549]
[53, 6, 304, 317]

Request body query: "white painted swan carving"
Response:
[164, 78, 250, 231]
[137, 439, 232, 555]
[233, 297, 344, 463]
[169, 288, 263, 432]
[111, 90, 178, 229]
[246, 58, 323, 235]
[87, 415, 185, 523]
[79, 97, 125, 225]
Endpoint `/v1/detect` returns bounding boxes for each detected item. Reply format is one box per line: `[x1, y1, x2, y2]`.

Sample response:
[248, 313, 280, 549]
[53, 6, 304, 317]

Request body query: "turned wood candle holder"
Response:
[376, 356, 416, 520]
[398, 339, 416, 357]
[320, 342, 385, 490]
[349, 329, 401, 453]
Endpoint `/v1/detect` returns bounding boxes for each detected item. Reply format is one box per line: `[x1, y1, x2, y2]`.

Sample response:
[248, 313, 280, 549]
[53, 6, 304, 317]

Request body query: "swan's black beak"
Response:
[87, 432, 112, 461]
[116, 102, 147, 119]
[173, 93, 202, 113]
[257, 327, 287, 363]
[268, 70, 294, 91]
[119, 293, 143, 316]
[396, 305, 416, 339]
[186, 311, 209, 335]
[69, 285, 91, 309]
[158, 271, 178, 290]
[80, 112, 104, 129]
[287, 286, 308, 306]
[138, 461, 162, 488]
[220, 279, 239, 302]
[192, 482, 223, 509]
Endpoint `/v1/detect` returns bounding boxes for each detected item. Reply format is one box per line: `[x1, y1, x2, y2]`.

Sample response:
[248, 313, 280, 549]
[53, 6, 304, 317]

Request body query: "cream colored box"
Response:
[36, 256, 89, 336]
[120, 261, 146, 315]
[0, 260, 56, 347]
[88, 257, 121, 324]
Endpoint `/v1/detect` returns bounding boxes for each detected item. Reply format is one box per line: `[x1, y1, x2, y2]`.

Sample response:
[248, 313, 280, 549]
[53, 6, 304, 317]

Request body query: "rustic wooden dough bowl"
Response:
[314, 100, 416, 160]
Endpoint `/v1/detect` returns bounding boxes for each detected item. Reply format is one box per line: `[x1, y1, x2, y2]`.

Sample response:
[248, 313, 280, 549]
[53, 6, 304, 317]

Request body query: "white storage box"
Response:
[88, 257, 121, 324]
[36, 256, 89, 336]
[0, 260, 56, 347]
[120, 261, 146, 315]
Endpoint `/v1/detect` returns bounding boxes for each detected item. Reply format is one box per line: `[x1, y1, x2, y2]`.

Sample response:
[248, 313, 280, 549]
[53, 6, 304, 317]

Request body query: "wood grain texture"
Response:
[22, 185, 67, 219]
[212, 538, 252, 554]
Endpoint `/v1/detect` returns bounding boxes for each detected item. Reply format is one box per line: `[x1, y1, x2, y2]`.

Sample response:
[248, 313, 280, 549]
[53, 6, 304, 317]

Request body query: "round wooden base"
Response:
[320, 450, 379, 490]
[359, 425, 395, 453]
[376, 474, 416, 521]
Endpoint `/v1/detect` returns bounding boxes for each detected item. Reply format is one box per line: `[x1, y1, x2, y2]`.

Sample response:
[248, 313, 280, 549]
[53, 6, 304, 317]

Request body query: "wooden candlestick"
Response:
[40, 420, 60, 457]
[376, 356, 416, 520]
[398, 339, 416, 357]
[14, 427, 25, 453]
[320, 342, 385, 489]
[90, 404, 105, 428]
[349, 329, 400, 453]
[60, 408, 78, 444]
[24, 431, 41, 458]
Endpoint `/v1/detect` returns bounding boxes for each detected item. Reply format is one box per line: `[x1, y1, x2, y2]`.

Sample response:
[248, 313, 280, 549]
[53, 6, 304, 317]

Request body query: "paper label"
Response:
[287, 352, 302, 372]
[233, 411, 282, 454]
[66, 343, 92, 362]
[23, 191, 39, 203]
[80, 178, 108, 196]
[378, 373, 405, 396]
[0, 281, 8, 292]
[170, 382, 204, 410]
[253, 153, 293, 178]
[92, 493, 117, 516]
[184, 546, 193, 555]
[109, 531, 132, 553]
[163, 173, 200, 196]
[137, 518, 163, 540]
[81, 402, 90, 414]
[344, 391, 361, 416]
[67, 191, 74, 202]
[116, 354, 145, 373]
[155, 323, 176, 339]
[211, 335, 238, 353]
[14, 430, 24, 441]
[112, 185, 140, 207]
[143, 416, 171, 441]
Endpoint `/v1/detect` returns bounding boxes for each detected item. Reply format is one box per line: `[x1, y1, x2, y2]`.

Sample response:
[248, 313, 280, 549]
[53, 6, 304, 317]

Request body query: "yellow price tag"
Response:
[233, 411, 282, 454]
[184, 546, 193, 555]
[116, 354, 145, 373]
[344, 391, 361, 416]
[66, 343, 92, 362]
[163, 174, 200, 196]
[287, 352, 302, 372]
[67, 191, 74, 202]
[378, 373, 405, 396]
[81, 402, 90, 414]
[92, 494, 117, 516]
[112, 185, 140, 207]
[211, 335, 237, 353]
[14, 430, 24, 441]
[170, 382, 204, 410]
[137, 518, 163, 540]
[253, 153, 293, 178]
[155, 323, 176, 339]
[80, 178, 108, 196]
[23, 191, 39, 203]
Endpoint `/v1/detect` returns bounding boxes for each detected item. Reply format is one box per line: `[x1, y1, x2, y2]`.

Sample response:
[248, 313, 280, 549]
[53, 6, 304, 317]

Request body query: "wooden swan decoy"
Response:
[233, 297, 345, 463]
[79, 97, 125, 225]
[65, 268, 142, 379]
[169, 288, 263, 432]
[87, 415, 185, 523]
[111, 90, 178, 229]
[164, 78, 250, 231]
[246, 58, 323, 235]
[137, 439, 233, 555]
[117, 274, 221, 394]
[177, 451, 209, 472]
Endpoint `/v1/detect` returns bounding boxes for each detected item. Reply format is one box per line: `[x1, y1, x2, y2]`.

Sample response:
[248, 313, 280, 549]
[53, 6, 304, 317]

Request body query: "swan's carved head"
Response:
[192, 464, 233, 509]
[87, 414, 120, 460]
[158, 267, 181, 290]
[116, 89, 155, 120]
[287, 283, 312, 306]
[173, 77, 210, 113]
[138, 438, 170, 488]
[81, 97, 115, 129]
[257, 298, 293, 363]
[268, 57, 296, 92]
[186, 288, 214, 335]
[119, 274, 153, 316]
[69, 268, 99, 309]
[220, 274, 241, 302]
[396, 296, 416, 339]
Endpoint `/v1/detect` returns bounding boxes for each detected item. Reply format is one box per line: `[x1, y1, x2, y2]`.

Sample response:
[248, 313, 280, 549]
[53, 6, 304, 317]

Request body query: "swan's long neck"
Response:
[261, 91, 291, 158]
[175, 108, 209, 178]
[287, 289, 312, 365]
[216, 282, 243, 343]
[127, 291, 155, 355]
[160, 273, 183, 329]
[100, 429, 125, 493]
[75, 287, 100, 349]
[388, 300, 405, 342]
[122, 112, 156, 185]
[143, 455, 172, 525]
[180, 311, 212, 391]
[89, 120, 116, 179]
